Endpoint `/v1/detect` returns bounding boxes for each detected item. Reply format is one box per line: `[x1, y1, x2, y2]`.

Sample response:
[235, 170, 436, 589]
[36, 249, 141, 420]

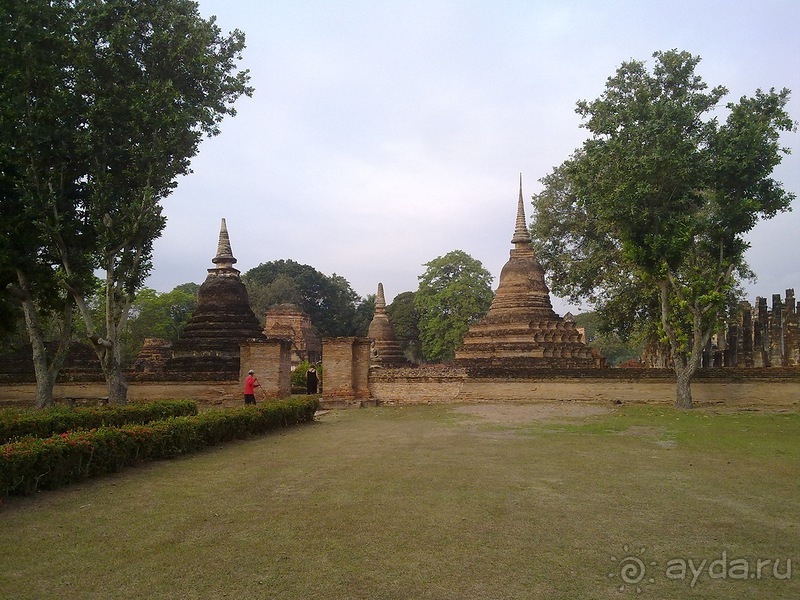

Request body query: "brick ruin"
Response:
[163, 218, 266, 378]
[323, 180, 607, 405]
[263, 303, 322, 366]
[3, 193, 800, 407]
[131, 338, 172, 374]
[321, 337, 372, 403]
[453, 177, 605, 372]
[367, 283, 411, 368]
[707, 289, 800, 368]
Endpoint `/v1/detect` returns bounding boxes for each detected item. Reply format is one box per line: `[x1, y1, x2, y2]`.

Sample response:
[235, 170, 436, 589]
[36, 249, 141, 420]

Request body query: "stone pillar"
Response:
[754, 297, 768, 367]
[239, 338, 292, 400]
[740, 301, 753, 368]
[784, 289, 799, 367]
[769, 294, 784, 367]
[322, 337, 372, 405]
[725, 322, 738, 368]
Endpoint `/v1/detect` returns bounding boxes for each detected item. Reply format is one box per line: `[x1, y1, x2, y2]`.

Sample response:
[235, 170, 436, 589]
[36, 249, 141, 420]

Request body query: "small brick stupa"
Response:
[367, 282, 410, 367]
[166, 218, 265, 377]
[454, 177, 605, 370]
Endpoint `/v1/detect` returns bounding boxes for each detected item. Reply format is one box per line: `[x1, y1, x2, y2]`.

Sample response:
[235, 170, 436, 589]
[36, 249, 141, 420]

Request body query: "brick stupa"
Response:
[454, 177, 605, 370]
[166, 218, 265, 376]
[367, 283, 410, 367]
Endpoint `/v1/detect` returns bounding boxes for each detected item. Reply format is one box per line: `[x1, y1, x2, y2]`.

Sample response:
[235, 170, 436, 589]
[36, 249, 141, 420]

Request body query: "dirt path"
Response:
[452, 402, 613, 424]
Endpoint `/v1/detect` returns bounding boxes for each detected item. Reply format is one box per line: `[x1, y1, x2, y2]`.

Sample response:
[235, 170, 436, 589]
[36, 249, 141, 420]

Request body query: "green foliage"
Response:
[352, 294, 376, 337]
[0, 0, 252, 405]
[386, 291, 422, 361]
[572, 312, 642, 366]
[243, 259, 363, 337]
[291, 361, 323, 390]
[121, 284, 198, 365]
[0, 397, 319, 497]
[415, 250, 494, 362]
[531, 49, 795, 406]
[0, 400, 198, 443]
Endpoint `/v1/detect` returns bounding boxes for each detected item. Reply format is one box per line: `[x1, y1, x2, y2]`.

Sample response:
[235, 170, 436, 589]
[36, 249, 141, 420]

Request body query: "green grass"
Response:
[1, 403, 798, 599]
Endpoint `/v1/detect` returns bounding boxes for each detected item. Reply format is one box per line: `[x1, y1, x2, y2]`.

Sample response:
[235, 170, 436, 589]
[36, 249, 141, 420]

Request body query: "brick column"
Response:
[322, 337, 372, 405]
[239, 338, 292, 400]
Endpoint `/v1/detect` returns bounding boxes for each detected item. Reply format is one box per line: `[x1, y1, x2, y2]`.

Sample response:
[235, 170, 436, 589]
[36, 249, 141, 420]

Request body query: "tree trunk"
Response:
[96, 341, 129, 405]
[30, 343, 57, 410]
[24, 306, 56, 409]
[675, 367, 693, 409]
[16, 280, 73, 409]
[106, 367, 129, 404]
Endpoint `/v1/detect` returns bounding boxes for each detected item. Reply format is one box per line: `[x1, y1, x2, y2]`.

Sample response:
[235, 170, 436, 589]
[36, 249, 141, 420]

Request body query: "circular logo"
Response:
[619, 555, 647, 585]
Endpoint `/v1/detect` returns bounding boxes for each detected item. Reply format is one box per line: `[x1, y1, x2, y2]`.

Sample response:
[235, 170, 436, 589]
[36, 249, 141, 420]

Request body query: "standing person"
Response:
[305, 366, 318, 394]
[244, 369, 259, 404]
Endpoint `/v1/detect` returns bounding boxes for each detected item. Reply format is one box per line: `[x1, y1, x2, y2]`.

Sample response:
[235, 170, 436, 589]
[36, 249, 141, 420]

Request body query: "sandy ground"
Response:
[451, 402, 613, 424]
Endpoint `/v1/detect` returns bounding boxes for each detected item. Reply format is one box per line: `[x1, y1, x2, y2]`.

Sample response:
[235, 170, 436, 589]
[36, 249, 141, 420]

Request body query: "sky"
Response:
[146, 0, 800, 314]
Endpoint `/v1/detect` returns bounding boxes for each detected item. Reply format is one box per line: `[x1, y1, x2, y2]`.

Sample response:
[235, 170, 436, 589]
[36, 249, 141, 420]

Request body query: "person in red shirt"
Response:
[244, 369, 260, 404]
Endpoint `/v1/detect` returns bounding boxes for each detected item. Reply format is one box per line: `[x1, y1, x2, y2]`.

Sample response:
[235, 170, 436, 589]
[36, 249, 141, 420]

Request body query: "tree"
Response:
[243, 260, 362, 337]
[0, 0, 95, 407]
[1, 0, 252, 404]
[531, 50, 795, 408]
[415, 250, 494, 362]
[352, 294, 376, 338]
[571, 312, 642, 366]
[122, 283, 198, 365]
[386, 291, 422, 362]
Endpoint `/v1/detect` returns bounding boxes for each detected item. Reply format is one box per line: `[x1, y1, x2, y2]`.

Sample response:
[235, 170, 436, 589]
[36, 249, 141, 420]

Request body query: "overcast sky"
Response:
[146, 0, 800, 314]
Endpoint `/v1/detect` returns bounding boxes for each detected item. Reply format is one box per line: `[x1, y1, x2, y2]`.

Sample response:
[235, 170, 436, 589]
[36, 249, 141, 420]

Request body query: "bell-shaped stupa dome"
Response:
[454, 176, 605, 369]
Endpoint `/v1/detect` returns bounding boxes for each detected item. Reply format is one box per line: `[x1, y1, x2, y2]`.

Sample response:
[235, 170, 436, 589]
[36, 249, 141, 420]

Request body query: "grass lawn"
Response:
[1, 402, 798, 599]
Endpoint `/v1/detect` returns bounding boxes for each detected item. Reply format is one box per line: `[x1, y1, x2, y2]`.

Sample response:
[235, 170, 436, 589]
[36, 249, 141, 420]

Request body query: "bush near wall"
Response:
[0, 397, 319, 498]
[291, 361, 323, 391]
[0, 400, 199, 443]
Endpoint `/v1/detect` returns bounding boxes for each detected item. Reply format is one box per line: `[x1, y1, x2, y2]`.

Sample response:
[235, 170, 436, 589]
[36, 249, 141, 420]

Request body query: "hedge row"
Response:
[0, 400, 199, 443]
[0, 397, 319, 498]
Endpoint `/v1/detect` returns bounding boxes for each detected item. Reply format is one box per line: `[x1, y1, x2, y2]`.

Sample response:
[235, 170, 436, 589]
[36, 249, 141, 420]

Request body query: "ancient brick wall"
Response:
[718, 290, 800, 368]
[239, 339, 292, 399]
[263, 303, 322, 365]
[321, 337, 371, 405]
[367, 366, 800, 407]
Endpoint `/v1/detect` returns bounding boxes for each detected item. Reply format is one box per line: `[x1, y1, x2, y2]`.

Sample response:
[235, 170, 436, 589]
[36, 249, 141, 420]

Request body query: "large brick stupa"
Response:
[165, 218, 265, 376]
[454, 178, 605, 370]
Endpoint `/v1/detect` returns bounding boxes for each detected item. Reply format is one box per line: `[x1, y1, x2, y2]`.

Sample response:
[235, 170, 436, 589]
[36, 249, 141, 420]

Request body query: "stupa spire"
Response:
[211, 218, 237, 270]
[511, 173, 531, 247]
[375, 282, 387, 311]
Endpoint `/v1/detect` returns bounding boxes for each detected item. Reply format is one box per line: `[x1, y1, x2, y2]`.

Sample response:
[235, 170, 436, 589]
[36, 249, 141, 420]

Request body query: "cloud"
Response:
[148, 0, 800, 316]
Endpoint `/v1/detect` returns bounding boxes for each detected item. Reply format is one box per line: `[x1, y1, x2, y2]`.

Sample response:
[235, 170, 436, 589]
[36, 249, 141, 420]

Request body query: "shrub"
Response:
[291, 361, 323, 391]
[0, 397, 319, 498]
[0, 400, 199, 443]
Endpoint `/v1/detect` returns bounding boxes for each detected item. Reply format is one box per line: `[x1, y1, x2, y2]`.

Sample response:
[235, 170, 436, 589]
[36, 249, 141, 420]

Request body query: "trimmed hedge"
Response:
[0, 397, 319, 498]
[0, 400, 199, 443]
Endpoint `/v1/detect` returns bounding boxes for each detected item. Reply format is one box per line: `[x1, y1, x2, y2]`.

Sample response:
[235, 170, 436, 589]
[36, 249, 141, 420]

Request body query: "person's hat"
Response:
[248, 369, 254, 374]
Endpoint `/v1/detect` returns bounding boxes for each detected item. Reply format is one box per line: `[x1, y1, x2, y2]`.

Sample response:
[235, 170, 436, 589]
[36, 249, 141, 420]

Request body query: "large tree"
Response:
[1, 0, 252, 405]
[415, 250, 493, 362]
[352, 294, 376, 338]
[0, 0, 95, 407]
[243, 260, 362, 337]
[531, 50, 795, 408]
[122, 283, 198, 365]
[386, 291, 422, 362]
